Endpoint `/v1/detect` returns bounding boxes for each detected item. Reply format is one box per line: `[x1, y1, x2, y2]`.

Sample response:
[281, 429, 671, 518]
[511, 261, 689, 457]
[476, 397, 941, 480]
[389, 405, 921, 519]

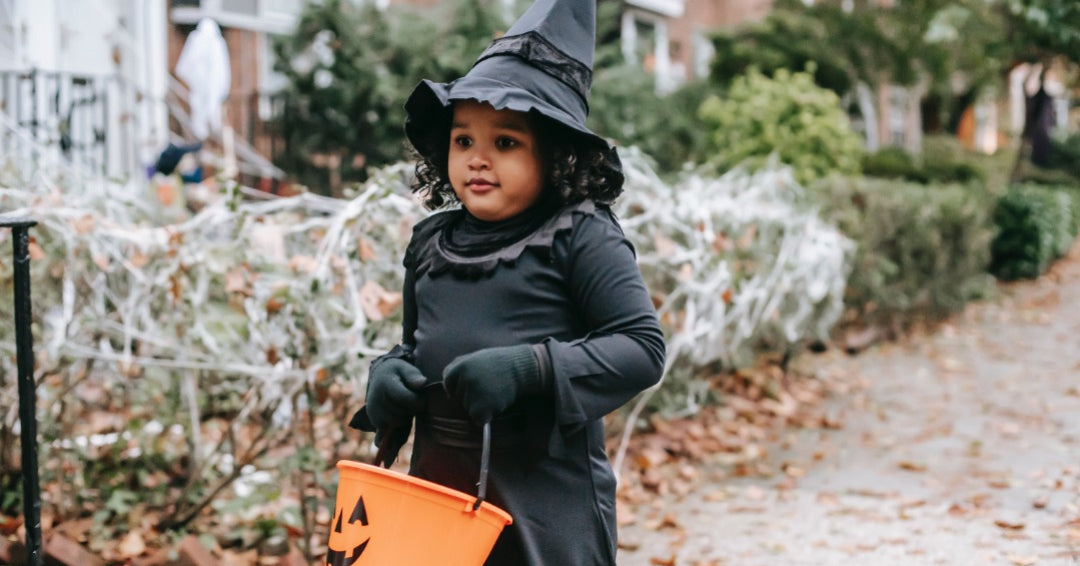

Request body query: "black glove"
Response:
[442, 344, 545, 424]
[364, 358, 428, 431]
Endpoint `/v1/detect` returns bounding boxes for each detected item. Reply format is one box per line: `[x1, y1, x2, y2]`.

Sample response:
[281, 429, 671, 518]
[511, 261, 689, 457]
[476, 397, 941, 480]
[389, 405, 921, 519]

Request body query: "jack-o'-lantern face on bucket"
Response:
[326, 495, 370, 566]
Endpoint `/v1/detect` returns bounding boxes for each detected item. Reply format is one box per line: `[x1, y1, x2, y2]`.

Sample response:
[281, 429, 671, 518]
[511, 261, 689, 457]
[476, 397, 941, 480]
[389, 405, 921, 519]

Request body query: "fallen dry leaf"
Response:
[994, 518, 1026, 530]
[1006, 554, 1037, 565]
[659, 514, 680, 530]
[28, 241, 45, 260]
[359, 280, 403, 322]
[617, 505, 637, 527]
[266, 296, 284, 315]
[73, 214, 96, 234]
[947, 503, 969, 517]
[357, 237, 378, 262]
[224, 266, 249, 295]
[221, 549, 258, 566]
[117, 530, 146, 558]
[289, 254, 317, 274]
[129, 249, 150, 268]
[653, 232, 677, 256]
[0, 514, 22, 535]
[92, 253, 110, 271]
[704, 490, 727, 502]
[650, 556, 676, 566]
[898, 460, 927, 472]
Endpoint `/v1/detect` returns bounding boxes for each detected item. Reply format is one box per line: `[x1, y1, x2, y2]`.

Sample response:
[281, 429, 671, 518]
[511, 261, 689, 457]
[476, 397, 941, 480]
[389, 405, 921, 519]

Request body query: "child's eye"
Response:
[495, 137, 518, 150]
[454, 135, 473, 149]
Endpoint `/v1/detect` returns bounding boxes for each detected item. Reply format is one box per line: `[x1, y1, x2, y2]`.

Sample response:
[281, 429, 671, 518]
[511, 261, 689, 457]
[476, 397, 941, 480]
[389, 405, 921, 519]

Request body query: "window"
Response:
[221, 0, 258, 17]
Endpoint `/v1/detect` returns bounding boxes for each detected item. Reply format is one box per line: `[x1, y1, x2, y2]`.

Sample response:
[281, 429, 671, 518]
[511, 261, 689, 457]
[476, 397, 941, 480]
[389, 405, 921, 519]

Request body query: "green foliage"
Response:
[861, 145, 985, 185]
[990, 184, 1079, 280]
[698, 68, 863, 184]
[0, 472, 20, 517]
[1045, 133, 1080, 181]
[809, 176, 996, 326]
[711, 0, 1010, 89]
[271, 0, 507, 194]
[587, 71, 711, 173]
[573, 0, 713, 174]
[861, 148, 923, 181]
[709, 0, 1013, 133]
[1003, 0, 1080, 64]
[709, 1, 875, 93]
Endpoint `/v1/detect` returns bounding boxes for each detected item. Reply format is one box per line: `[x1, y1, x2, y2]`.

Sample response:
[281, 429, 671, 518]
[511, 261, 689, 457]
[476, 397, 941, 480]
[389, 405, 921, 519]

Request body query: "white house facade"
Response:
[0, 0, 170, 178]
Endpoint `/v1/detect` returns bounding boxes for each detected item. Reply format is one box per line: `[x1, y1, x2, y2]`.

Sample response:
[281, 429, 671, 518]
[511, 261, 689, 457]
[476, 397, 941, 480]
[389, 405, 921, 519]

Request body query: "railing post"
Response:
[1, 216, 42, 566]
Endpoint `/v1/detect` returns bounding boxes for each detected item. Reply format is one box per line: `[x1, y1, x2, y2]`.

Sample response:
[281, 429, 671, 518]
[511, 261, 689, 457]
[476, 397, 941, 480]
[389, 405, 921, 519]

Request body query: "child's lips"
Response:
[466, 180, 498, 193]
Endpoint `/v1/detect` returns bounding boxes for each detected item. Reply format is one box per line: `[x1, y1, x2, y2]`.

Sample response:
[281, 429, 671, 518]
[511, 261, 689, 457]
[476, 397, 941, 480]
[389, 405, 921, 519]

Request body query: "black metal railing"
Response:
[1, 67, 292, 184]
[0, 69, 119, 174]
[0, 216, 42, 566]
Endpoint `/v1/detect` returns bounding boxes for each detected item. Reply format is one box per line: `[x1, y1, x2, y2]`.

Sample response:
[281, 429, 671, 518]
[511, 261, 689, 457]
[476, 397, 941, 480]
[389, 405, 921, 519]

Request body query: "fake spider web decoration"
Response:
[0, 116, 850, 493]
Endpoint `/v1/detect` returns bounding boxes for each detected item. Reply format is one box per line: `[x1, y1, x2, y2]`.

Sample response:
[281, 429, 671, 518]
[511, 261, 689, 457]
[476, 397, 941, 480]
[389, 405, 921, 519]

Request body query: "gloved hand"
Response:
[364, 358, 428, 431]
[442, 344, 545, 424]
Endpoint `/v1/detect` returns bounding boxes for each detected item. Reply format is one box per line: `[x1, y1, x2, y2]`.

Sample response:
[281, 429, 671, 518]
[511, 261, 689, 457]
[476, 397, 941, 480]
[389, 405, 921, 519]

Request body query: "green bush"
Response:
[272, 0, 508, 194]
[990, 184, 1079, 280]
[861, 148, 924, 182]
[862, 143, 986, 186]
[698, 67, 863, 184]
[1046, 133, 1080, 180]
[588, 69, 711, 174]
[921, 159, 985, 185]
[808, 176, 995, 326]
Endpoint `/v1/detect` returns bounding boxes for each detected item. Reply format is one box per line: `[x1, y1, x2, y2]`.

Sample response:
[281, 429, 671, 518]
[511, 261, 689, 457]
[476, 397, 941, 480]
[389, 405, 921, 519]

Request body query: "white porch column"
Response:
[653, 18, 672, 94]
[620, 10, 636, 65]
[133, 0, 170, 170]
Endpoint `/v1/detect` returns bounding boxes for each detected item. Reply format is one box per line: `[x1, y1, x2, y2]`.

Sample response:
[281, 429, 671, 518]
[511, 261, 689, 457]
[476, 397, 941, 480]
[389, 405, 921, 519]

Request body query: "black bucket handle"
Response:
[373, 421, 492, 512]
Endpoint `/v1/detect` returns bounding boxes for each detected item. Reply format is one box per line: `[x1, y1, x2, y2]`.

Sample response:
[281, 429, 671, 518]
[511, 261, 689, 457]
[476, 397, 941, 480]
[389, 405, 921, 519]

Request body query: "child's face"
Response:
[447, 101, 545, 222]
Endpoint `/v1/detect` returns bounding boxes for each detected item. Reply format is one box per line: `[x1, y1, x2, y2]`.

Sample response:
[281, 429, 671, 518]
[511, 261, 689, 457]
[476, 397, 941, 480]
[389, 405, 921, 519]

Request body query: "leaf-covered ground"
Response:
[617, 241, 1080, 566]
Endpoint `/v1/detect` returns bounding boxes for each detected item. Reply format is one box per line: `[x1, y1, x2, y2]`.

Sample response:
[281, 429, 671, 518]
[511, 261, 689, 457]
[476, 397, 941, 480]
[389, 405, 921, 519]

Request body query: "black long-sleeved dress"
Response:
[372, 199, 665, 565]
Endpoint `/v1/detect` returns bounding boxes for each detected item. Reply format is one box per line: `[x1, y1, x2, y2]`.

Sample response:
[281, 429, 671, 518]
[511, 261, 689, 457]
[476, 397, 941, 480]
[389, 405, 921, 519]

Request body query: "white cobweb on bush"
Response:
[0, 119, 850, 495]
[616, 148, 852, 372]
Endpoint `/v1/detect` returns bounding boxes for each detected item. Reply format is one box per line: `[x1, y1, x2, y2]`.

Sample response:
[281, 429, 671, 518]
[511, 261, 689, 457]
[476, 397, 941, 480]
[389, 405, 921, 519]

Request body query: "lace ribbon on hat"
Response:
[474, 31, 592, 105]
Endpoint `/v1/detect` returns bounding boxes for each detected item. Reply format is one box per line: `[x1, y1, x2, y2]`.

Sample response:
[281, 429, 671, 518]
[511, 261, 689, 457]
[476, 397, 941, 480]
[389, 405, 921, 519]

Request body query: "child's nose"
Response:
[467, 153, 490, 170]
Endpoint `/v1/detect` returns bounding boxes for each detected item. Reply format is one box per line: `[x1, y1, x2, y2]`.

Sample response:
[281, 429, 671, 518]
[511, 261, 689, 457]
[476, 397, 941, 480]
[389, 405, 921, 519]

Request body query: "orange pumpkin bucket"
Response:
[326, 423, 512, 566]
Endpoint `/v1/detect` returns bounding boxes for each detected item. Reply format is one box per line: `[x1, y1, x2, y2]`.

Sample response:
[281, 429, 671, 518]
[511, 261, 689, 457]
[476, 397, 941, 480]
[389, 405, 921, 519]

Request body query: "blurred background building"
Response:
[2, 0, 1068, 187]
[0, 0, 773, 182]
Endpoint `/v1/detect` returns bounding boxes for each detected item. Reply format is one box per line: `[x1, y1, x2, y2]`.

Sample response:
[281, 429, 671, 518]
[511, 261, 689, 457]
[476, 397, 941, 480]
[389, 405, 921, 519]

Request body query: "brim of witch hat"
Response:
[404, 54, 617, 164]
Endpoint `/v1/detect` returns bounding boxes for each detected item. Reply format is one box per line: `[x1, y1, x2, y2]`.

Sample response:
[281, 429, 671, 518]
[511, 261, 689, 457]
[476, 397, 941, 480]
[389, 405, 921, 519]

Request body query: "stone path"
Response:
[618, 243, 1080, 566]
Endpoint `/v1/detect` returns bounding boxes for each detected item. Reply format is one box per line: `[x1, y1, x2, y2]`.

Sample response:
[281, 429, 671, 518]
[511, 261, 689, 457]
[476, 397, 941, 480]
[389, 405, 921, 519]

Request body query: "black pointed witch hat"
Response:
[404, 0, 615, 165]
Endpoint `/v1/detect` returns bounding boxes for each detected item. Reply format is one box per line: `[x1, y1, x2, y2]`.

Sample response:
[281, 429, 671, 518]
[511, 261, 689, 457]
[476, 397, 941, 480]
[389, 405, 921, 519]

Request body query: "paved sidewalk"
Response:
[618, 243, 1080, 566]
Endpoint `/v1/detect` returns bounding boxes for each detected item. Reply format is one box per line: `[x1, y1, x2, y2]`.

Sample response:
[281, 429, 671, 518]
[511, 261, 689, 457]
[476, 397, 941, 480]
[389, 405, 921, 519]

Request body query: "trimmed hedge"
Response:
[809, 176, 995, 326]
[861, 146, 984, 186]
[1047, 134, 1080, 181]
[990, 184, 1080, 280]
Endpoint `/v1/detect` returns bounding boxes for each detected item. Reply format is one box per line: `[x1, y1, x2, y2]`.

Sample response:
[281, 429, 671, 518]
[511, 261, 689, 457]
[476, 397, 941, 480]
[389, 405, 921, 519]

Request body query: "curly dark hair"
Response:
[411, 108, 624, 210]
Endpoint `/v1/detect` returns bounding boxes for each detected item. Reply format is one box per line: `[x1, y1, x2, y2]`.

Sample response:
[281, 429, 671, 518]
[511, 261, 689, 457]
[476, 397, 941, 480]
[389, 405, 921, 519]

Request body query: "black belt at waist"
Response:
[416, 412, 529, 450]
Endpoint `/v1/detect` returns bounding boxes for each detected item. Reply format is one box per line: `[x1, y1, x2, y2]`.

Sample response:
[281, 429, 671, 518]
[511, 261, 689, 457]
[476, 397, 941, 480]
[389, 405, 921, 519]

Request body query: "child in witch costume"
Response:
[350, 1, 665, 563]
